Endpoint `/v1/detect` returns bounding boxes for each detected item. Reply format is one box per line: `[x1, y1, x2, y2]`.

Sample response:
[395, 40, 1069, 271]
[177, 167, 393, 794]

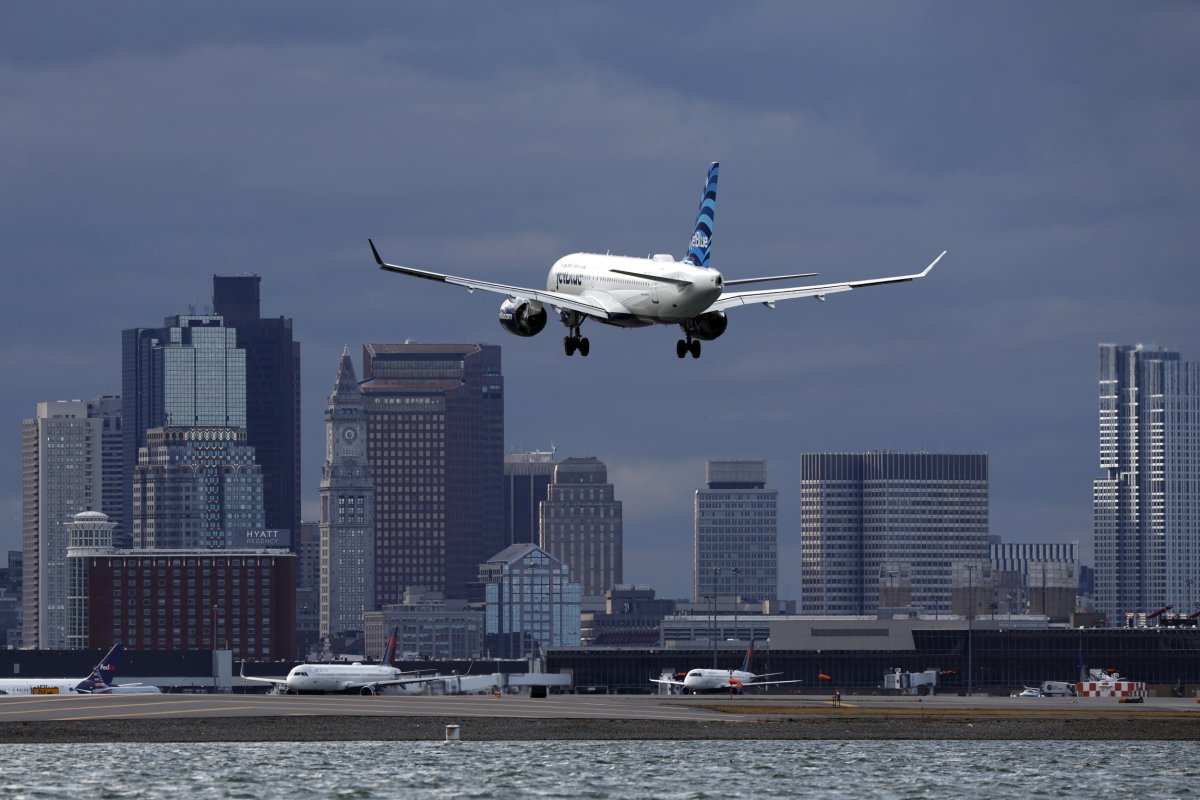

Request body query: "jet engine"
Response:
[498, 298, 548, 337]
[682, 311, 728, 341]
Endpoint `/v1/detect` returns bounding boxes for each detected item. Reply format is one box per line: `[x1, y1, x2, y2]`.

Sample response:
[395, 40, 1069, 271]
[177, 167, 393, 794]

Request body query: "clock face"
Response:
[342, 427, 358, 442]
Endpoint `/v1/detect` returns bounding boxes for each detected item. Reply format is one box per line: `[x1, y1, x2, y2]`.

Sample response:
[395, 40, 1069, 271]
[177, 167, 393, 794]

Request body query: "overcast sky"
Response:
[3, 3, 1197, 601]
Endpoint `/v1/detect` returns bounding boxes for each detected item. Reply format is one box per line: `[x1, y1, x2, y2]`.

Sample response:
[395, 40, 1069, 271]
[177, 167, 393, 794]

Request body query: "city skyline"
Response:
[2, 5, 1197, 601]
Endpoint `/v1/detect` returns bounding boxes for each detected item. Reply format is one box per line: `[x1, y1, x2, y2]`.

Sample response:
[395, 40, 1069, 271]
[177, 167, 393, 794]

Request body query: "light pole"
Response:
[703, 594, 717, 668]
[711, 566, 721, 664]
[732, 567, 742, 643]
[965, 564, 976, 697]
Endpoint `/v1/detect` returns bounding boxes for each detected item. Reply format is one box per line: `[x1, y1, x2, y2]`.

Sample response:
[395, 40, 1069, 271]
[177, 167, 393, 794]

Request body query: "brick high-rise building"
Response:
[361, 343, 503, 603]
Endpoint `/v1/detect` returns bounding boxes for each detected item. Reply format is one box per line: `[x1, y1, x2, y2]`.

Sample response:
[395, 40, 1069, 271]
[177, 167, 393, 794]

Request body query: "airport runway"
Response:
[2, 693, 1198, 742]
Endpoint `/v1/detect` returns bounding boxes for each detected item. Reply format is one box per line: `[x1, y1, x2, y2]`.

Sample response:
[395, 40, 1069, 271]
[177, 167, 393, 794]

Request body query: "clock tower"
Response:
[319, 348, 375, 639]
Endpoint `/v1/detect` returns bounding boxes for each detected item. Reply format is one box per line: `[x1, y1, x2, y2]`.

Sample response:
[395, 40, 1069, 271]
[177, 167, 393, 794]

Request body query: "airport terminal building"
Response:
[546, 617, 1200, 694]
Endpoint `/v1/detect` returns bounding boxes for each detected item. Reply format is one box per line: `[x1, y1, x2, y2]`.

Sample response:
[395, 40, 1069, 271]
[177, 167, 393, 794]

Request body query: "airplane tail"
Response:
[382, 625, 400, 665]
[740, 639, 755, 674]
[683, 162, 719, 267]
[74, 643, 124, 694]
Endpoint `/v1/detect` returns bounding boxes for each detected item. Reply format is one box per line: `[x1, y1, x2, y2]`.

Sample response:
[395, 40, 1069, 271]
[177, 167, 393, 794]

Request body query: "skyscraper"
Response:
[480, 543, 581, 659]
[122, 314, 246, 547]
[1094, 344, 1200, 623]
[539, 457, 623, 602]
[361, 343, 503, 603]
[694, 460, 778, 603]
[21, 398, 123, 649]
[212, 275, 301, 539]
[801, 452, 990, 615]
[503, 448, 557, 547]
[131, 426, 265, 549]
[319, 351, 375, 637]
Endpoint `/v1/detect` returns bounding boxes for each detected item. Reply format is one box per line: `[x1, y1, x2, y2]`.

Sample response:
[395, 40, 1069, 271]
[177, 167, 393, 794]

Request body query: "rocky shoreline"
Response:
[4, 713, 1197, 743]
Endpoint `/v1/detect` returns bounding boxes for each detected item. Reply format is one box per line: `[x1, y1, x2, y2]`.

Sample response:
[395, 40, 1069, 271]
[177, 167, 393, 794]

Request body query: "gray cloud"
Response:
[2, 3, 1196, 599]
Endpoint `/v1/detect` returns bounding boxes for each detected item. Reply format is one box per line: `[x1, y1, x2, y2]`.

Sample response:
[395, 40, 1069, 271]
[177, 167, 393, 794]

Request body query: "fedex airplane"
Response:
[242, 626, 433, 695]
[370, 162, 944, 358]
[0, 643, 160, 696]
[650, 642, 802, 694]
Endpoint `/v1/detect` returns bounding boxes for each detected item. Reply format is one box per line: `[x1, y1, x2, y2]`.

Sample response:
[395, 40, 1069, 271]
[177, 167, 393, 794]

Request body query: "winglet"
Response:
[369, 238, 385, 267]
[920, 250, 947, 277]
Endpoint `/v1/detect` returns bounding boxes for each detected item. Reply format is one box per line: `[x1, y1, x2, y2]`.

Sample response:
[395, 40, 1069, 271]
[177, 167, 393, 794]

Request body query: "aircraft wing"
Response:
[710, 251, 945, 312]
[239, 662, 288, 689]
[370, 240, 611, 319]
[649, 677, 686, 687]
[749, 678, 805, 688]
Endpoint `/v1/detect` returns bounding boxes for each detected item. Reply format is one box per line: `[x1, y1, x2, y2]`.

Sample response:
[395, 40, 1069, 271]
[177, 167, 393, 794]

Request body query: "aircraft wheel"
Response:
[564, 336, 577, 356]
[578, 337, 590, 357]
[676, 340, 687, 359]
[689, 340, 702, 359]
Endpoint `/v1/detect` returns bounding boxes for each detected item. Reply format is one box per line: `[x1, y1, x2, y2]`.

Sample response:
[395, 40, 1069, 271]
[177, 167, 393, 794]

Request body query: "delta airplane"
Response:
[241, 627, 433, 695]
[0, 643, 160, 696]
[650, 642, 802, 694]
[370, 162, 944, 359]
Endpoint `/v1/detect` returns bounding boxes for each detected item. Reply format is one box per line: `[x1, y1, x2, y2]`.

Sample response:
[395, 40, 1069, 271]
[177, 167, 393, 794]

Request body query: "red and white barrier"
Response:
[1075, 680, 1147, 698]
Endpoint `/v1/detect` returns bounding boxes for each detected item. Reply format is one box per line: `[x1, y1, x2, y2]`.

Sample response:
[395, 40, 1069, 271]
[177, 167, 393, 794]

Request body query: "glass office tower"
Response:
[801, 452, 990, 615]
[1094, 344, 1200, 623]
[122, 314, 246, 547]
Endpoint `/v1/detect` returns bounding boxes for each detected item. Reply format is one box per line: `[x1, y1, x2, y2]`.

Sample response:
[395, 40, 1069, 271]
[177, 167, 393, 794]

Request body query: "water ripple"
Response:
[4, 740, 1199, 799]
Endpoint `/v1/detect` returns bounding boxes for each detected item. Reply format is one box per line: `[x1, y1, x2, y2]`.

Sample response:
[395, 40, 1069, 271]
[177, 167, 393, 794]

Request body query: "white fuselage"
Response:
[547, 253, 723, 327]
[283, 663, 407, 693]
[0, 679, 81, 696]
[682, 668, 757, 693]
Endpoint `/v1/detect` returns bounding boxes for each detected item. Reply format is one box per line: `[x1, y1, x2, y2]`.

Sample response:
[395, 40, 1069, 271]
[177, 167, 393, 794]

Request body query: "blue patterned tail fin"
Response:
[684, 162, 719, 267]
[75, 643, 123, 693]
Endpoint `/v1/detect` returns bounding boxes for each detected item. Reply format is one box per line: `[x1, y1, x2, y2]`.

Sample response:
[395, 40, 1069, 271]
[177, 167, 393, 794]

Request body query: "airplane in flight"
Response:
[650, 642, 802, 694]
[241, 626, 434, 695]
[370, 162, 944, 359]
[0, 643, 160, 696]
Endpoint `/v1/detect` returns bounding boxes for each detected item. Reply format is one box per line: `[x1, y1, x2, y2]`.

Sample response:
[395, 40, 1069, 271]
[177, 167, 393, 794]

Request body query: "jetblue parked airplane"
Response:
[0, 643, 160, 696]
[650, 642, 802, 694]
[241, 626, 431, 695]
[370, 162, 944, 358]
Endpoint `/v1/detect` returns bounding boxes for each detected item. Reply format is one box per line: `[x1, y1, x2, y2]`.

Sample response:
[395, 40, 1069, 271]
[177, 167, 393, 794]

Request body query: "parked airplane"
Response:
[0, 643, 160, 696]
[241, 627, 430, 695]
[650, 642, 802, 694]
[370, 162, 944, 358]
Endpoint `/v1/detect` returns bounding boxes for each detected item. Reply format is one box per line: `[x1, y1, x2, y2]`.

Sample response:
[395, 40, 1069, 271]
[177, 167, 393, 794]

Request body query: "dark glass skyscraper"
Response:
[122, 276, 299, 548]
[212, 275, 301, 539]
[121, 315, 245, 548]
[503, 449, 557, 547]
[361, 343, 504, 603]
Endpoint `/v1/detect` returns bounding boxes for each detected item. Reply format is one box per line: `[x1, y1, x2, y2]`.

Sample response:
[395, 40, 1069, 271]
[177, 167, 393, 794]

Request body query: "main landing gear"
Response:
[676, 336, 701, 359]
[561, 311, 589, 357]
[564, 334, 590, 357]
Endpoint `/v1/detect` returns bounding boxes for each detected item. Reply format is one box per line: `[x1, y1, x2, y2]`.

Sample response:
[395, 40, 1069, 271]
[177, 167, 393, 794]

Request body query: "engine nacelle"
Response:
[682, 311, 728, 341]
[498, 299, 548, 337]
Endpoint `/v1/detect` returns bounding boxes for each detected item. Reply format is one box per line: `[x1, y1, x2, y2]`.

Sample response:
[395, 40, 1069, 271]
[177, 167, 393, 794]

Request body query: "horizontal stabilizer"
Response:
[723, 272, 818, 287]
[609, 268, 691, 287]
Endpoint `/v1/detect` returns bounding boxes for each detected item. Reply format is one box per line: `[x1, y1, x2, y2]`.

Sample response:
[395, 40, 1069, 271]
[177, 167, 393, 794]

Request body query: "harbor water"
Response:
[4, 739, 1198, 799]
